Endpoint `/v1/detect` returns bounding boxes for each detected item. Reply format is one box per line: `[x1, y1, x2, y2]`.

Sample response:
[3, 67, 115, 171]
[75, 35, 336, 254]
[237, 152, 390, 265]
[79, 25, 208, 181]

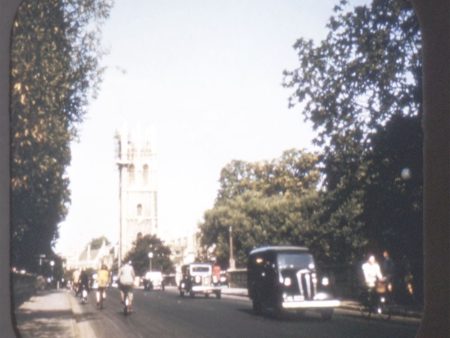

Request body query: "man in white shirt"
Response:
[362, 254, 384, 288]
[118, 261, 136, 310]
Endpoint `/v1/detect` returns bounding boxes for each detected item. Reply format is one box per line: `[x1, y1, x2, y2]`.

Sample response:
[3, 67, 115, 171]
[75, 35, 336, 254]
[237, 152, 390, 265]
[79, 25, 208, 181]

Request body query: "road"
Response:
[77, 287, 419, 338]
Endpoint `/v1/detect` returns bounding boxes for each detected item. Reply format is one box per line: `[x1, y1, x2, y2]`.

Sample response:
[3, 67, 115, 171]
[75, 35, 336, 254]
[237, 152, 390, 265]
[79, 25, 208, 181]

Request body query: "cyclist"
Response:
[96, 264, 109, 309]
[118, 261, 136, 311]
[78, 268, 90, 295]
[72, 269, 81, 295]
[361, 254, 385, 309]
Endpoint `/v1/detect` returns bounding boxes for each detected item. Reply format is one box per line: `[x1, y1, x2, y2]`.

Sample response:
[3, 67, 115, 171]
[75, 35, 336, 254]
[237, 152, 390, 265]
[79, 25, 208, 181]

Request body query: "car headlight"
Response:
[181, 282, 185, 288]
[283, 277, 292, 287]
[321, 277, 330, 286]
[314, 292, 328, 300]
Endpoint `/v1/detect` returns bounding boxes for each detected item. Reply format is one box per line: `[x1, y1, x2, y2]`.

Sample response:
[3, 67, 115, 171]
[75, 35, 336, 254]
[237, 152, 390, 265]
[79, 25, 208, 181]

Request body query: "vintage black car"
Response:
[247, 246, 340, 319]
[179, 263, 222, 298]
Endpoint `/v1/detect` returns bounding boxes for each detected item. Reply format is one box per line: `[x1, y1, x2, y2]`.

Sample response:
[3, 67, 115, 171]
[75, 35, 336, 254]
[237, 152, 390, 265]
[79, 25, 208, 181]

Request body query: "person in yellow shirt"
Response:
[96, 264, 110, 309]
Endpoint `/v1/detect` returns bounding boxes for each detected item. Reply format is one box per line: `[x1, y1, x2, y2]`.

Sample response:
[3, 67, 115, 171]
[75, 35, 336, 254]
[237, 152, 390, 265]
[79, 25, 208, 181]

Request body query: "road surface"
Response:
[76, 287, 419, 338]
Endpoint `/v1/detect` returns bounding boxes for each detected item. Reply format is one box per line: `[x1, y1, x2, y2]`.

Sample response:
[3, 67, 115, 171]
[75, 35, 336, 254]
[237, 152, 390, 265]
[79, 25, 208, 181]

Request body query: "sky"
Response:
[55, 0, 369, 257]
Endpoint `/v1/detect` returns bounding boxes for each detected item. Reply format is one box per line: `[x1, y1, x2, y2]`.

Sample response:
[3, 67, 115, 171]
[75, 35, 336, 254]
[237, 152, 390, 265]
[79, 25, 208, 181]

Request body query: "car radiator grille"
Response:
[296, 270, 315, 300]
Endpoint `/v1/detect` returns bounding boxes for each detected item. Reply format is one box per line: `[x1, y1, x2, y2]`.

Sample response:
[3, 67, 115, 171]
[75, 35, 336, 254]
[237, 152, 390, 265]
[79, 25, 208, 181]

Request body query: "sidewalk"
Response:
[14, 289, 96, 338]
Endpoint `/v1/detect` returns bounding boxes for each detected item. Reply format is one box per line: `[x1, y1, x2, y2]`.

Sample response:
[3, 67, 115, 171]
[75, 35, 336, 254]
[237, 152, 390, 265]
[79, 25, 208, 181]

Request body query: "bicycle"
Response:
[96, 287, 106, 309]
[122, 286, 133, 315]
[359, 282, 392, 320]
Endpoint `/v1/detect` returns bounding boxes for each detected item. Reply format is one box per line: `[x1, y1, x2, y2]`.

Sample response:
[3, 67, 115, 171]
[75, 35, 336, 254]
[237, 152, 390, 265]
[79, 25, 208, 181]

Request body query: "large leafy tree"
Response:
[10, 0, 112, 271]
[200, 149, 329, 267]
[283, 0, 422, 294]
[123, 234, 174, 276]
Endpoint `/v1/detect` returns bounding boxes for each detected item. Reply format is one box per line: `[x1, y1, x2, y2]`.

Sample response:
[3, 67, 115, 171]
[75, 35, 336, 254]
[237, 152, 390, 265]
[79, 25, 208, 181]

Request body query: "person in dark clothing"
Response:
[381, 250, 395, 294]
[78, 268, 90, 296]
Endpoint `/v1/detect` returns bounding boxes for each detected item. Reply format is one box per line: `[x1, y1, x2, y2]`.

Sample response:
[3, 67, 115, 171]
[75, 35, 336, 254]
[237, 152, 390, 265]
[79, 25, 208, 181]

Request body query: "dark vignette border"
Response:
[1, 1, 22, 337]
[0, 1, 448, 337]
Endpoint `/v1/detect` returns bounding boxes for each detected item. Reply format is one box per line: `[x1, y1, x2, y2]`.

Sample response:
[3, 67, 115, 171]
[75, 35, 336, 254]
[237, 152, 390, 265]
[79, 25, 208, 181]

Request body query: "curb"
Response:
[221, 289, 422, 320]
[66, 290, 97, 338]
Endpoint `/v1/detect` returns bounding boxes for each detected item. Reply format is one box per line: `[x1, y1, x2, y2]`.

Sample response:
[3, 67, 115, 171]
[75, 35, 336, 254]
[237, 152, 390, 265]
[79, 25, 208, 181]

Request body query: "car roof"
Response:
[249, 245, 310, 255]
[182, 262, 212, 267]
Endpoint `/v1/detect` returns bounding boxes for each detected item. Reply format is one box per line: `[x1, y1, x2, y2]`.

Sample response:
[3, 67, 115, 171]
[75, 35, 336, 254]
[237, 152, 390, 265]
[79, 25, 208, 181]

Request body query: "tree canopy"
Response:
[123, 234, 174, 276]
[283, 0, 422, 295]
[199, 149, 335, 267]
[10, 0, 113, 270]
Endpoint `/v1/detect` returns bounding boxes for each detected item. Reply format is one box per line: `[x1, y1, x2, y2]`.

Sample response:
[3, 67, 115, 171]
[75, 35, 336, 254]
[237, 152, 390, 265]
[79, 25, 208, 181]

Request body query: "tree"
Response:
[283, 0, 423, 294]
[88, 236, 111, 250]
[200, 149, 326, 267]
[123, 234, 174, 276]
[10, 0, 113, 271]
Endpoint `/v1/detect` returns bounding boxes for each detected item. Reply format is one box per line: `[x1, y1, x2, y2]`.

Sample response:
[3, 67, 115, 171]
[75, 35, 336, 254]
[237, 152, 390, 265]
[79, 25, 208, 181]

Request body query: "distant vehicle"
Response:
[179, 263, 222, 299]
[144, 271, 165, 291]
[111, 275, 118, 288]
[219, 271, 228, 287]
[247, 246, 340, 320]
[80, 284, 88, 304]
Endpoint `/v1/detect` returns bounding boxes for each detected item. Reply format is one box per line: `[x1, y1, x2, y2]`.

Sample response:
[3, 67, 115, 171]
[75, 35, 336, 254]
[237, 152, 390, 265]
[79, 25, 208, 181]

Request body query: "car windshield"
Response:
[191, 266, 211, 273]
[277, 252, 314, 269]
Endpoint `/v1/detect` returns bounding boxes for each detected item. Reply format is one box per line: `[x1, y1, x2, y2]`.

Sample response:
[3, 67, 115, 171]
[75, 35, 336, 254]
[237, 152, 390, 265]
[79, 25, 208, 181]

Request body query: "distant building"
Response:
[66, 239, 114, 271]
[115, 127, 158, 264]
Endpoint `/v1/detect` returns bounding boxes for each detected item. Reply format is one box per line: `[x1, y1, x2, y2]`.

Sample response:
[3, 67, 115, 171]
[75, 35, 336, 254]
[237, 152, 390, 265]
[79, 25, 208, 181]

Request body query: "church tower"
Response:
[115, 127, 158, 265]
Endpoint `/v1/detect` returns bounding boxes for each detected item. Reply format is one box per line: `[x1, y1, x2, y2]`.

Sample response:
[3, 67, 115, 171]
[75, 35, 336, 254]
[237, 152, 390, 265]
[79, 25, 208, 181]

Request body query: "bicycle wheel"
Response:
[375, 303, 391, 320]
[123, 294, 129, 315]
[99, 292, 103, 309]
[359, 303, 372, 319]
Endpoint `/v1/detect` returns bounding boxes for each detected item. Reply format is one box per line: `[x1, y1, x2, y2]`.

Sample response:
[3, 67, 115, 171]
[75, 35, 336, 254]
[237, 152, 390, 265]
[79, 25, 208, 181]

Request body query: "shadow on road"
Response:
[14, 309, 74, 338]
[237, 308, 329, 322]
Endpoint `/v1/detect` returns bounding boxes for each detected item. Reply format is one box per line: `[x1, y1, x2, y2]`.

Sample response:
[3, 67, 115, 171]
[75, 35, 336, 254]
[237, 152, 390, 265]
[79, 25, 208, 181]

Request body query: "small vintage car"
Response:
[143, 271, 165, 291]
[247, 246, 340, 319]
[179, 263, 222, 299]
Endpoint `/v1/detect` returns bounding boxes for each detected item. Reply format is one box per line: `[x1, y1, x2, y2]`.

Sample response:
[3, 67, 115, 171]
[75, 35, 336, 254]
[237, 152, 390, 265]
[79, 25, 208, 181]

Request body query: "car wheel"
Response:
[320, 309, 334, 321]
[215, 291, 221, 299]
[252, 299, 263, 315]
[179, 290, 185, 297]
[189, 291, 195, 298]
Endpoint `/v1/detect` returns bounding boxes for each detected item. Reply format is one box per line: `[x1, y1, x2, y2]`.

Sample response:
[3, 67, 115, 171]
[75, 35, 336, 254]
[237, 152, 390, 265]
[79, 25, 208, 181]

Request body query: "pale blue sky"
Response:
[55, 0, 369, 256]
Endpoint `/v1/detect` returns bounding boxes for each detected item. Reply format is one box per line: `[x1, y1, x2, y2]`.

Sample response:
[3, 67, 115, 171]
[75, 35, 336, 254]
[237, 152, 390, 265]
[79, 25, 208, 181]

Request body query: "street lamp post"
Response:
[38, 254, 46, 275]
[50, 260, 55, 288]
[115, 130, 129, 269]
[148, 252, 153, 271]
[229, 226, 235, 270]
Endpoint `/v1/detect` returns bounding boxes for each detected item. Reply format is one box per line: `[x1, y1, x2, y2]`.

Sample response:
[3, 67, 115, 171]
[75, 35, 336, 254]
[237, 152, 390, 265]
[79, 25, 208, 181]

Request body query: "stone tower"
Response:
[115, 127, 158, 265]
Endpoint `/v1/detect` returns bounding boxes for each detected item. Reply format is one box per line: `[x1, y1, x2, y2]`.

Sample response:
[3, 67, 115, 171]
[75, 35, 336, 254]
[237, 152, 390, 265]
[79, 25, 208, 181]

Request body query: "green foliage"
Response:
[88, 236, 111, 250]
[123, 234, 174, 276]
[283, 0, 422, 292]
[200, 149, 323, 267]
[362, 115, 422, 276]
[10, 0, 113, 270]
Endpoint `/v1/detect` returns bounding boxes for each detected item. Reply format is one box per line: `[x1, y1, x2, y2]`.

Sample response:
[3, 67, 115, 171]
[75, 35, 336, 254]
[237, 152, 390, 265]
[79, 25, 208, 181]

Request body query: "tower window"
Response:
[143, 164, 149, 185]
[137, 204, 143, 216]
[128, 164, 135, 184]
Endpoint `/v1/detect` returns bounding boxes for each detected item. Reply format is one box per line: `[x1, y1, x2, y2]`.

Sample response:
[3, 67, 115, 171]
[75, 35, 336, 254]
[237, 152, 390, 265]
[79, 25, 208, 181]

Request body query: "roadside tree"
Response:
[123, 233, 174, 276]
[10, 0, 113, 271]
[283, 0, 422, 294]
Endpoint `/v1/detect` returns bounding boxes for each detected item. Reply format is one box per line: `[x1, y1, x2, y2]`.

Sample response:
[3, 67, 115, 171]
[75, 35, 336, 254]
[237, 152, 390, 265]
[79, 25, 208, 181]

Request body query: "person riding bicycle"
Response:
[96, 264, 109, 308]
[362, 254, 385, 307]
[381, 250, 395, 294]
[118, 261, 135, 311]
[78, 268, 90, 297]
[72, 269, 81, 295]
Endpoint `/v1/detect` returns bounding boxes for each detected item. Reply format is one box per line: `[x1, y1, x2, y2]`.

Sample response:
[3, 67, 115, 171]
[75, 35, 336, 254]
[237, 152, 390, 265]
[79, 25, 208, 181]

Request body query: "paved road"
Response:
[72, 287, 419, 338]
